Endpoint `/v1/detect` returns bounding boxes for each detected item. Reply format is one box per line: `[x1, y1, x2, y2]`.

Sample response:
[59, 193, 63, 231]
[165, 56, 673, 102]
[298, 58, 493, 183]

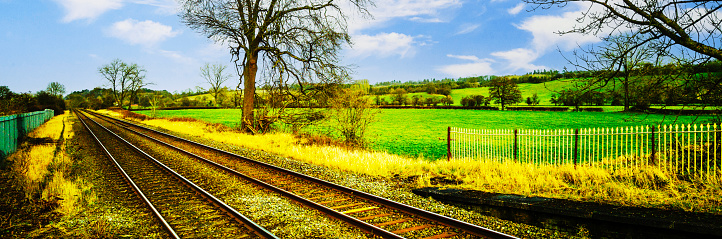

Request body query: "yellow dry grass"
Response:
[8, 112, 88, 216]
[117, 113, 722, 214]
[11, 145, 55, 197]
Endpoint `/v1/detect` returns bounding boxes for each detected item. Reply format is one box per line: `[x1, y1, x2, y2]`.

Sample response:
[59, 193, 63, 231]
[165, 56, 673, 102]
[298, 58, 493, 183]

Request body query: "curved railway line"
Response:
[74, 110, 276, 239]
[79, 109, 517, 239]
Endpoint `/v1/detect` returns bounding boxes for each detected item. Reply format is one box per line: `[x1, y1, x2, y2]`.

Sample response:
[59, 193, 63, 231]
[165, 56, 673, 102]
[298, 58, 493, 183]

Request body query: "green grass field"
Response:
[381, 79, 577, 106]
[138, 108, 716, 160]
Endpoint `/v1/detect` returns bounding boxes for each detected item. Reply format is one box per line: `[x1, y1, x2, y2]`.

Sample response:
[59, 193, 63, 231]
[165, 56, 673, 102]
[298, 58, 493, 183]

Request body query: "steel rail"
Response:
[78, 110, 278, 239]
[73, 110, 180, 239]
[86, 110, 404, 238]
[88, 110, 518, 239]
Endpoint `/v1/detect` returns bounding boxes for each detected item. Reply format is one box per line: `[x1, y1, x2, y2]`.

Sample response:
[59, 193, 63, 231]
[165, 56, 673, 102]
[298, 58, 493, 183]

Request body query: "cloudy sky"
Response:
[0, 0, 602, 95]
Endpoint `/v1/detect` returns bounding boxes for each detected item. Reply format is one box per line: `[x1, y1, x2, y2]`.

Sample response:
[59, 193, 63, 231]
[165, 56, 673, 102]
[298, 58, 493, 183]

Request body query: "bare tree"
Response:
[200, 63, 230, 107]
[149, 93, 162, 117]
[328, 88, 378, 146]
[129, 75, 151, 110]
[99, 59, 146, 109]
[179, 0, 372, 132]
[568, 33, 656, 110]
[46, 82, 66, 97]
[525, 0, 722, 62]
[527, 1, 722, 111]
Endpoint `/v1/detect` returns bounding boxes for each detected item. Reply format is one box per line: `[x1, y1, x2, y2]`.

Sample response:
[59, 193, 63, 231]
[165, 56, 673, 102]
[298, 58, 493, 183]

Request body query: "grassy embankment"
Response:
[1, 113, 99, 237]
[118, 109, 722, 214]
[4, 113, 86, 216]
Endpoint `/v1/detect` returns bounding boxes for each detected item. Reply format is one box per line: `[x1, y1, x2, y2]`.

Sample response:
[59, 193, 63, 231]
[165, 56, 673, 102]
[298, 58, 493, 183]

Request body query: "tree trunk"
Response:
[624, 74, 630, 111]
[242, 53, 258, 133]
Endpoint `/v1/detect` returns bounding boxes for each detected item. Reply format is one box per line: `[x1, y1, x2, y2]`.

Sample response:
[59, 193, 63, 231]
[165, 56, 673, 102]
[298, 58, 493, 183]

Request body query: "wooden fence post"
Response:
[447, 127, 452, 161]
[574, 129, 580, 167]
[513, 129, 518, 162]
[650, 126, 656, 166]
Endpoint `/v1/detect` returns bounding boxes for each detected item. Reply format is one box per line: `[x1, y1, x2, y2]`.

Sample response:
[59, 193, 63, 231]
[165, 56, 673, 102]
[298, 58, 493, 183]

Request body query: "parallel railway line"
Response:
[75, 110, 276, 239]
[83, 110, 516, 239]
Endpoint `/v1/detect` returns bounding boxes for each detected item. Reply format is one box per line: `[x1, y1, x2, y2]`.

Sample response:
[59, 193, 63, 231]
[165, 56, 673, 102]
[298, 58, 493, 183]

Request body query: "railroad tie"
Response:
[374, 218, 411, 227]
[392, 224, 435, 234]
[330, 202, 365, 210]
[357, 213, 392, 221]
[342, 206, 379, 215]
[318, 198, 350, 205]
[308, 194, 336, 200]
[297, 190, 319, 197]
[421, 232, 457, 239]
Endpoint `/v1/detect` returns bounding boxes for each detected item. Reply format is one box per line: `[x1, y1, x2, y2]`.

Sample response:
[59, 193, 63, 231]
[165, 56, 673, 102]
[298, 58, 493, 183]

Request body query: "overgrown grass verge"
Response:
[1, 113, 96, 236]
[6, 113, 90, 216]
[103, 109, 722, 215]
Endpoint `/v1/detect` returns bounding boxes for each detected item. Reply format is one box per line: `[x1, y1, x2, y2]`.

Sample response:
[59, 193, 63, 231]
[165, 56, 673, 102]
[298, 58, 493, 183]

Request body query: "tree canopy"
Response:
[489, 77, 522, 110]
[179, 0, 372, 132]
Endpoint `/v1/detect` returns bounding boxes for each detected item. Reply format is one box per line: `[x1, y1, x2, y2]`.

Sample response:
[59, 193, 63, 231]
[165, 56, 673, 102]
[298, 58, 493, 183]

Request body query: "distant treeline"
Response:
[1, 86, 66, 116]
[369, 61, 722, 92]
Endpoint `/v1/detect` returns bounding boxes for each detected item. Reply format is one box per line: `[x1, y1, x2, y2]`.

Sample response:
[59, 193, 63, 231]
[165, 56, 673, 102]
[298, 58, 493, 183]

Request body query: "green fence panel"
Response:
[0, 109, 55, 159]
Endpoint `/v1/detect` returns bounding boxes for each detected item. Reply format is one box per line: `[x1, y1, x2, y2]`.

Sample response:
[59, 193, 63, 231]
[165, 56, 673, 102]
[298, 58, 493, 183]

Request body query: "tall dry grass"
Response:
[7, 112, 90, 216]
[110, 111, 722, 214]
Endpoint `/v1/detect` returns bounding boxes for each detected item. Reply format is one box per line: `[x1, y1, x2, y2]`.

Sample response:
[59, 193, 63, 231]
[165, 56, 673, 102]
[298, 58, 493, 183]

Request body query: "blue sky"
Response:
[0, 0, 603, 95]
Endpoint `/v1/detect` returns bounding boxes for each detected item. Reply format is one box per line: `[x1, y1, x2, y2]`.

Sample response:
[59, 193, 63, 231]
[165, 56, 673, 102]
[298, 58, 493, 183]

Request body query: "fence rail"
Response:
[449, 124, 722, 181]
[1, 109, 55, 158]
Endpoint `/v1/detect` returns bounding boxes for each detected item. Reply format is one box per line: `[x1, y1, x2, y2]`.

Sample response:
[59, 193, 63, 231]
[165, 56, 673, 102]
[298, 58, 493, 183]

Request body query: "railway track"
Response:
[84, 110, 517, 239]
[74, 110, 276, 239]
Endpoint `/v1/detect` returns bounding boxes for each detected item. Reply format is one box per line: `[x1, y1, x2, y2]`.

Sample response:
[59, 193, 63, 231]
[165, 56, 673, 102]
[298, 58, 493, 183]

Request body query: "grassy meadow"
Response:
[107, 109, 722, 214]
[138, 108, 715, 160]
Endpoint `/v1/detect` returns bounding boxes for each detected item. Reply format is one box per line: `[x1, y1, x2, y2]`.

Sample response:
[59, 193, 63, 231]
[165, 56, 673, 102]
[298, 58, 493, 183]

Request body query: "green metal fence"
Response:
[1, 109, 55, 159]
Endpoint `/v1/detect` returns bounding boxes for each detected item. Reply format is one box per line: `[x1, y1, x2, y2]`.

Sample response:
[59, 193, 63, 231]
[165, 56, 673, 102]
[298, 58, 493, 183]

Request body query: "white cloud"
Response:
[346, 0, 462, 33]
[438, 54, 496, 77]
[53, 0, 123, 22]
[475, 2, 605, 74]
[349, 32, 419, 58]
[456, 24, 480, 35]
[447, 54, 481, 61]
[408, 17, 445, 23]
[515, 9, 603, 53]
[106, 19, 180, 46]
[491, 48, 545, 72]
[128, 0, 178, 14]
[438, 62, 495, 77]
[157, 49, 194, 64]
[53, 0, 178, 22]
[507, 3, 525, 15]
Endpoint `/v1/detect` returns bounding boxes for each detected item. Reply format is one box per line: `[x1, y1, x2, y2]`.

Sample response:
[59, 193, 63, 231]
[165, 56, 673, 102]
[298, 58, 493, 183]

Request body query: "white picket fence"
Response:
[449, 124, 722, 181]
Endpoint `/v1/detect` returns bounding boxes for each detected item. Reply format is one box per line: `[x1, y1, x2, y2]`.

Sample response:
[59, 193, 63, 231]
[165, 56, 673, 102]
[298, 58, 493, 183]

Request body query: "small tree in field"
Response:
[411, 95, 422, 107]
[489, 77, 522, 110]
[328, 88, 378, 146]
[200, 63, 230, 107]
[526, 93, 540, 106]
[441, 95, 454, 106]
[392, 88, 408, 106]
